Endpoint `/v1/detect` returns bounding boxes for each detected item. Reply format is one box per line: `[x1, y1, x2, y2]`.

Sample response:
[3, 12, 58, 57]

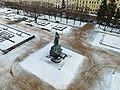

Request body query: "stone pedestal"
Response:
[21, 43, 85, 89]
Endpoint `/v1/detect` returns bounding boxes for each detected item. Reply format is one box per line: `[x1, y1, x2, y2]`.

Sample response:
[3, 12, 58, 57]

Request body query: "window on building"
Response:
[89, 1, 91, 3]
[117, 8, 119, 11]
[58, 5, 60, 8]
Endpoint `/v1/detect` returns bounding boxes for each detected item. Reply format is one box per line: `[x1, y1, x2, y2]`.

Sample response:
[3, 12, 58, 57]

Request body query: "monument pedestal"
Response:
[20, 43, 85, 89]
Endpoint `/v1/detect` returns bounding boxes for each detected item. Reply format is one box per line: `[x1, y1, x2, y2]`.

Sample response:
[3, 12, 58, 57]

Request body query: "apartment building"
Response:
[79, 0, 101, 13]
[78, 0, 120, 13]
[54, 0, 120, 13]
[54, 0, 77, 9]
[3, 0, 120, 13]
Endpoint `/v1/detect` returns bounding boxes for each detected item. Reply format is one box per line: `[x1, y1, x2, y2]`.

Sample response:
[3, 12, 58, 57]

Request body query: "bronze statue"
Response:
[54, 32, 59, 45]
[50, 32, 62, 63]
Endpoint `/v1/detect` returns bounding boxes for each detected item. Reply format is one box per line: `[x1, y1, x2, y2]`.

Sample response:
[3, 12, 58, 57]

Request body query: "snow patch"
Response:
[20, 43, 85, 89]
[111, 72, 120, 90]
[92, 33, 120, 53]
[0, 24, 35, 53]
[39, 15, 86, 27]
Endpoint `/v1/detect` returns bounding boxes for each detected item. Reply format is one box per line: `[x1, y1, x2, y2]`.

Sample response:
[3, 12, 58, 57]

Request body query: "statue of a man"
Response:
[54, 32, 60, 45]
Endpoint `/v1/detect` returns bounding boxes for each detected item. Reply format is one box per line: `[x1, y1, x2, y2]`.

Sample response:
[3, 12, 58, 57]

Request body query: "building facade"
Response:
[80, 0, 120, 13]
[3, 0, 120, 13]
[54, 0, 120, 13]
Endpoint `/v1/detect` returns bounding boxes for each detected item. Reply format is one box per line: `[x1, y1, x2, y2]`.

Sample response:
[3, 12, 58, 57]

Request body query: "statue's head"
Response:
[55, 32, 60, 39]
[56, 32, 59, 37]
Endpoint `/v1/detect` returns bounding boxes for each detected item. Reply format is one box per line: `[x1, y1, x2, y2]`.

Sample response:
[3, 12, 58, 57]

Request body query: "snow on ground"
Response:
[23, 18, 73, 34]
[93, 69, 120, 90]
[4, 13, 25, 21]
[3, 12, 73, 34]
[111, 72, 120, 90]
[1, 7, 120, 90]
[0, 24, 35, 52]
[95, 24, 120, 35]
[0, 8, 86, 33]
[0, 8, 8, 13]
[3, 13, 28, 21]
[101, 34, 120, 49]
[92, 33, 120, 53]
[36, 19, 72, 34]
[39, 15, 86, 27]
[20, 43, 85, 89]
[0, 8, 9, 18]
[92, 24, 120, 53]
[99, 70, 120, 90]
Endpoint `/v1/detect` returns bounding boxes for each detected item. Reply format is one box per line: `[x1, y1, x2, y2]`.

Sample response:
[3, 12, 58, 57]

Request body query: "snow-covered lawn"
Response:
[111, 72, 120, 90]
[92, 24, 120, 53]
[0, 24, 35, 53]
[101, 34, 120, 49]
[36, 19, 72, 34]
[0, 8, 8, 14]
[95, 70, 120, 90]
[101, 71, 120, 90]
[92, 33, 120, 53]
[3, 12, 73, 34]
[3, 13, 28, 21]
[3, 9, 86, 28]
[22, 18, 72, 34]
[20, 43, 85, 89]
[39, 15, 86, 27]
[95, 24, 120, 35]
